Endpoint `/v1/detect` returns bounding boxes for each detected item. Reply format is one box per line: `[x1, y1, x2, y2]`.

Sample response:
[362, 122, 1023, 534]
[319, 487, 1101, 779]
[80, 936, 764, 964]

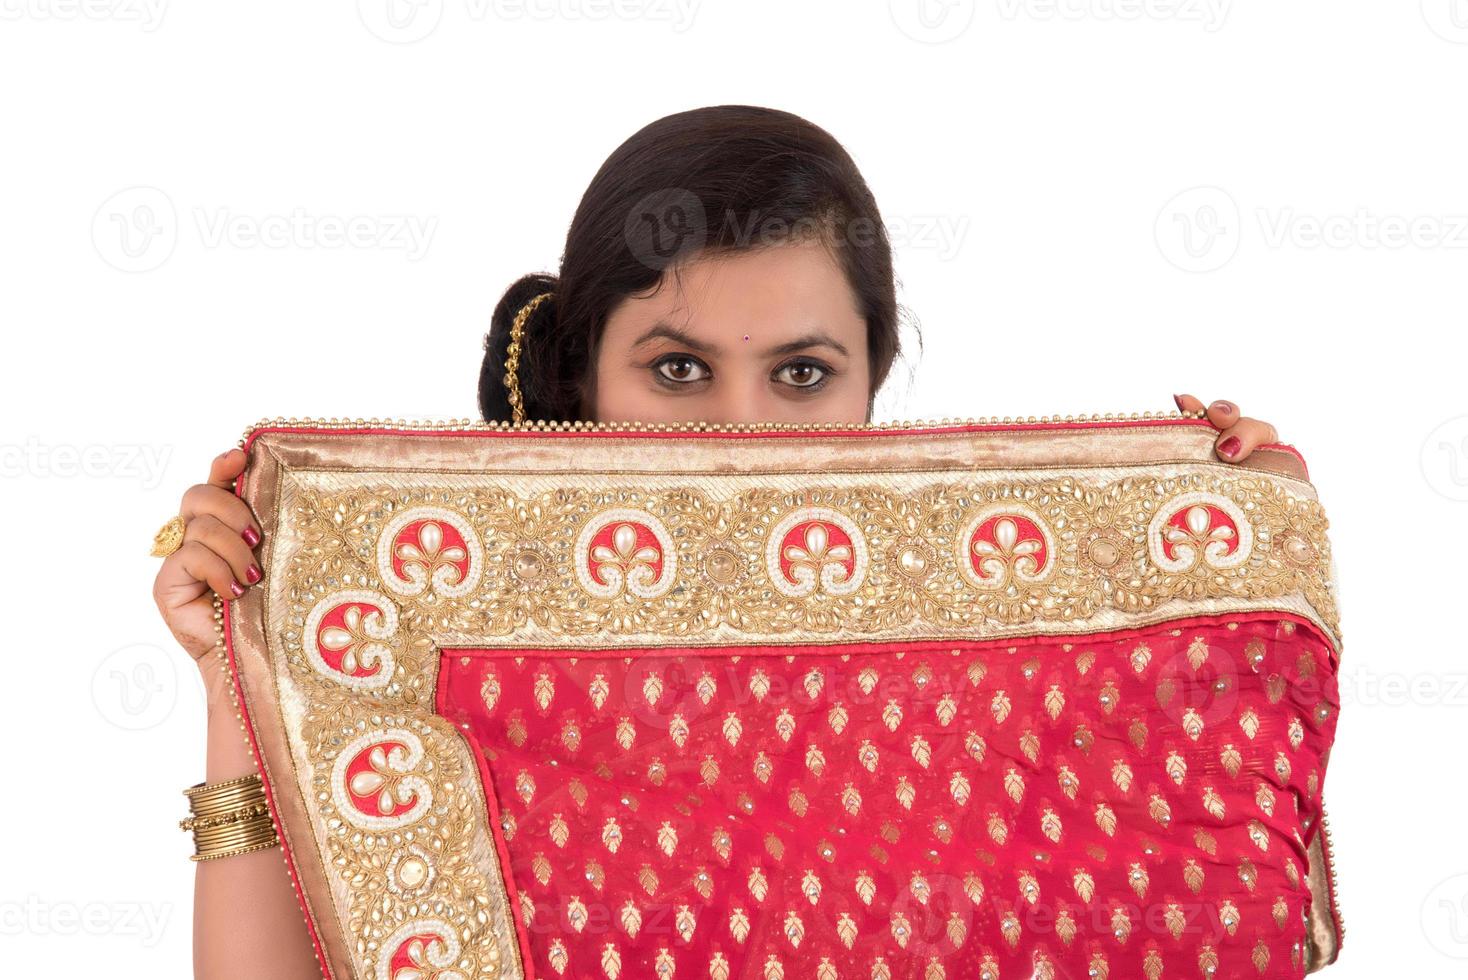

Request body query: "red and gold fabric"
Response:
[224, 416, 1345, 980]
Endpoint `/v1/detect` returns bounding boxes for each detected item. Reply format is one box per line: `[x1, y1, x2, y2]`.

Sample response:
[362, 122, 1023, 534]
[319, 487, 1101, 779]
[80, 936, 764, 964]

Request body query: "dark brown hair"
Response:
[478, 104, 916, 423]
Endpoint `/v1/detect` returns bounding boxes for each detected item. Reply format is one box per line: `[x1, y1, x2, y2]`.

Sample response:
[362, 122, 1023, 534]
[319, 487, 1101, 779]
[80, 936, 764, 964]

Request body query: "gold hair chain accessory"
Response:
[502, 291, 554, 425]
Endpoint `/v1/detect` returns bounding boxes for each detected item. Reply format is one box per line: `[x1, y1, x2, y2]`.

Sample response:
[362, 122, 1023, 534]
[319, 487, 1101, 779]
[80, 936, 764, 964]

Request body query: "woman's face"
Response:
[590, 238, 873, 425]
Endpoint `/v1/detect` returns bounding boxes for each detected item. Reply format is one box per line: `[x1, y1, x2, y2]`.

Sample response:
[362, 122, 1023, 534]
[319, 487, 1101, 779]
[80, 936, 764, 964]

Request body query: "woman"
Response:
[152, 105, 1280, 978]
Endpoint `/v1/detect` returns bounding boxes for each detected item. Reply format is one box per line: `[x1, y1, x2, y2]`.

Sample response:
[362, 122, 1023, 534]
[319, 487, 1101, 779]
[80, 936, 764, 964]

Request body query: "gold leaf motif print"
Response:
[801, 870, 822, 905]
[836, 912, 858, 948]
[817, 959, 838, 980]
[1000, 911, 1021, 949]
[1143, 948, 1163, 980]
[729, 907, 750, 942]
[788, 786, 808, 817]
[895, 776, 916, 810]
[549, 813, 569, 848]
[654, 948, 674, 978]
[842, 784, 862, 816]
[1110, 905, 1131, 943]
[548, 938, 568, 975]
[1220, 743, 1242, 777]
[1272, 895, 1289, 927]
[615, 717, 635, 750]
[1087, 950, 1108, 979]
[858, 740, 880, 773]
[1018, 870, 1040, 905]
[1044, 684, 1065, 720]
[991, 690, 1011, 724]
[567, 895, 588, 933]
[965, 731, 986, 763]
[951, 772, 971, 805]
[1202, 786, 1226, 820]
[774, 709, 796, 743]
[1239, 707, 1260, 739]
[1256, 782, 1276, 816]
[638, 864, 659, 896]
[855, 870, 877, 905]
[1165, 751, 1187, 786]
[748, 867, 769, 902]
[1073, 869, 1096, 902]
[1057, 766, 1079, 800]
[1218, 899, 1239, 934]
[750, 668, 771, 702]
[1020, 731, 1041, 764]
[1183, 859, 1205, 893]
[515, 769, 536, 806]
[1187, 635, 1210, 671]
[1111, 759, 1133, 793]
[1148, 793, 1173, 827]
[712, 827, 732, 861]
[858, 666, 879, 695]
[925, 957, 945, 980]
[946, 910, 967, 949]
[910, 735, 932, 769]
[979, 954, 1001, 978]
[805, 744, 826, 777]
[762, 953, 784, 980]
[784, 909, 805, 949]
[669, 713, 689, 749]
[882, 699, 904, 732]
[963, 871, 984, 905]
[600, 942, 620, 980]
[754, 751, 774, 785]
[828, 702, 849, 735]
[935, 694, 957, 727]
[532, 852, 553, 886]
[657, 821, 678, 857]
[480, 672, 500, 714]
[534, 670, 555, 711]
[1056, 907, 1076, 944]
[1198, 946, 1219, 976]
[1181, 707, 1205, 740]
[1164, 903, 1186, 938]
[722, 712, 743, 747]
[620, 900, 641, 938]
[1130, 642, 1152, 674]
[890, 910, 912, 949]
[1041, 808, 1063, 843]
[700, 754, 720, 787]
[675, 904, 696, 943]
[642, 670, 663, 708]
[988, 812, 1009, 845]
[588, 672, 609, 709]
[1252, 940, 1271, 973]
[1095, 802, 1117, 836]
[1127, 862, 1150, 897]
[601, 816, 622, 853]
[1248, 819, 1269, 852]
[709, 952, 731, 980]
[1004, 767, 1026, 804]
[803, 667, 823, 700]
[695, 671, 716, 704]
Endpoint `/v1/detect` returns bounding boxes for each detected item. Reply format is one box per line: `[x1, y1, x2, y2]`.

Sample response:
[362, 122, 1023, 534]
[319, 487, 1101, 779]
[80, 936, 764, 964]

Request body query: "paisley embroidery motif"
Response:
[302, 588, 399, 689]
[765, 506, 868, 598]
[1147, 491, 1255, 573]
[574, 507, 678, 599]
[330, 727, 433, 831]
[376, 506, 483, 599]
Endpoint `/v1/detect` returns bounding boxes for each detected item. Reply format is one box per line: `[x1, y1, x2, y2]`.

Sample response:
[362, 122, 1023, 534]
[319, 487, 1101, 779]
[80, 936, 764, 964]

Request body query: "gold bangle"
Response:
[183, 771, 280, 860]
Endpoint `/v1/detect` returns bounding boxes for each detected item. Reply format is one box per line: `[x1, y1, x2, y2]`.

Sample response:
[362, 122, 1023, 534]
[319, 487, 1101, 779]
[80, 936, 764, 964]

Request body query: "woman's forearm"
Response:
[193, 658, 322, 980]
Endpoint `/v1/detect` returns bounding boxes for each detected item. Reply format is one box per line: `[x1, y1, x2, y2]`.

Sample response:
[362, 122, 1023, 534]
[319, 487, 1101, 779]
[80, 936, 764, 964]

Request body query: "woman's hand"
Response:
[151, 448, 263, 668]
[1174, 394, 1281, 463]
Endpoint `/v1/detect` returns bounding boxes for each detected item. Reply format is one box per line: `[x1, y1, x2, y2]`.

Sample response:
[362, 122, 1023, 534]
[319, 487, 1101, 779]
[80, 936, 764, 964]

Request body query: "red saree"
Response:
[224, 415, 1343, 980]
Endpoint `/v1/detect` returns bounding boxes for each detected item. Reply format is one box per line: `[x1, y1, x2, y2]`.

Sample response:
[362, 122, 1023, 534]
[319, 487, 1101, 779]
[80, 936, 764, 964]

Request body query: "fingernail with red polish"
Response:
[1172, 394, 1184, 411]
[229, 580, 246, 597]
[243, 526, 261, 547]
[1212, 400, 1235, 415]
[1218, 436, 1242, 457]
[245, 564, 262, 584]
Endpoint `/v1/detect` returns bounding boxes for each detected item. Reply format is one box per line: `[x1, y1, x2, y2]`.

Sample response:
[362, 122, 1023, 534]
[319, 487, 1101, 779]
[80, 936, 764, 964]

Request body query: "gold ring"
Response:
[151, 515, 186, 557]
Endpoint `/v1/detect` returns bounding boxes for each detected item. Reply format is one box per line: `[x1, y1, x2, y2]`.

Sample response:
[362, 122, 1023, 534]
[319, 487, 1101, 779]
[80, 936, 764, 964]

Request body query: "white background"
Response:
[3, 1, 1466, 975]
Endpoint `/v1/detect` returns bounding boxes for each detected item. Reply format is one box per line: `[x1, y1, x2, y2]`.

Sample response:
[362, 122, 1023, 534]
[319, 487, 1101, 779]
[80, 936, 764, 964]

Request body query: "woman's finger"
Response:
[167, 540, 245, 602]
[1204, 398, 1241, 430]
[1213, 417, 1275, 462]
[184, 513, 263, 590]
[1173, 393, 1207, 415]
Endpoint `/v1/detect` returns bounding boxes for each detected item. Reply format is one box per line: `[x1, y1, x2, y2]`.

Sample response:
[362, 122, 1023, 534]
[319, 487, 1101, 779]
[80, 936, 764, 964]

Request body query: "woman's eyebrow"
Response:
[631, 322, 850, 358]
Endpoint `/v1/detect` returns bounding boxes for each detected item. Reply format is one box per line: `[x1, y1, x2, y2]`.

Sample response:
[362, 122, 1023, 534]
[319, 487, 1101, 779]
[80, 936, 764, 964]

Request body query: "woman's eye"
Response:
[654, 355, 710, 384]
[776, 360, 829, 389]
